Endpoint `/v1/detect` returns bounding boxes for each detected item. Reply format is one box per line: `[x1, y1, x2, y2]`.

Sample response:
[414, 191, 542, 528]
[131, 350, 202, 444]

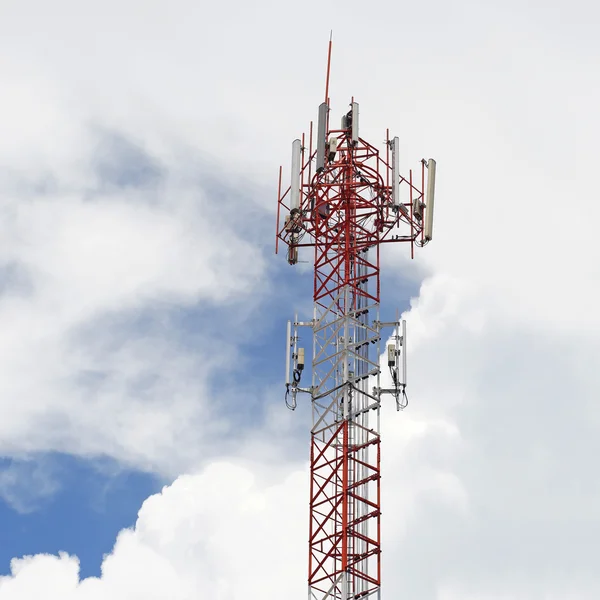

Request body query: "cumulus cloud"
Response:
[381, 275, 600, 598]
[1, 0, 600, 597]
[0, 142, 267, 457]
[0, 462, 308, 600]
[0, 97, 267, 475]
[0, 432, 465, 600]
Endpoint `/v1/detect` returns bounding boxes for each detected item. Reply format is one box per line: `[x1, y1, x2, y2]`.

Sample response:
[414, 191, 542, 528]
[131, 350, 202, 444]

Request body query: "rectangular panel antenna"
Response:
[392, 137, 400, 206]
[424, 159, 436, 241]
[401, 319, 407, 385]
[351, 102, 359, 144]
[290, 139, 301, 211]
[316, 103, 328, 172]
[285, 320, 292, 384]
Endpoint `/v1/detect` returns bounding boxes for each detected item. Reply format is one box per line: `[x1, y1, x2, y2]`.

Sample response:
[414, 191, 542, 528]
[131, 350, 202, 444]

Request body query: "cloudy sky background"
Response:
[0, 0, 599, 598]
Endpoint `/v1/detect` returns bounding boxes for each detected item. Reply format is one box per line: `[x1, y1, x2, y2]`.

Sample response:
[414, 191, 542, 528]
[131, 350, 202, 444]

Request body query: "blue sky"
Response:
[0, 456, 159, 579]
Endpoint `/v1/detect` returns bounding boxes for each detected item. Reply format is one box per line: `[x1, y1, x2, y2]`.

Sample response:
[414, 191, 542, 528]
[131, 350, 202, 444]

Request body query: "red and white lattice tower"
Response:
[276, 40, 437, 600]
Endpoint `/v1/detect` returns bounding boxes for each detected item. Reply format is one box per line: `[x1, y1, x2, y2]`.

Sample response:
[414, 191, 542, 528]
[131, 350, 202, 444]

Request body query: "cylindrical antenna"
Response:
[301, 133, 305, 208]
[316, 103, 328, 172]
[308, 121, 313, 184]
[285, 320, 292, 385]
[351, 102, 359, 144]
[392, 137, 400, 206]
[402, 319, 407, 385]
[424, 159, 436, 241]
[290, 139, 301, 211]
[276, 165, 282, 254]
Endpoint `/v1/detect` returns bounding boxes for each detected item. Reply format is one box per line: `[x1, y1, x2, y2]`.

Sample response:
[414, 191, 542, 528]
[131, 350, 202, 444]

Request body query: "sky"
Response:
[0, 0, 600, 598]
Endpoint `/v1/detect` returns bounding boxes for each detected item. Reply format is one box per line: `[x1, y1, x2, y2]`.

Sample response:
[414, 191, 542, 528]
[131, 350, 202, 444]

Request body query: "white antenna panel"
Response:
[285, 320, 292, 384]
[316, 103, 328, 172]
[290, 139, 301, 211]
[351, 102, 359, 144]
[424, 159, 436, 241]
[392, 137, 400, 206]
[401, 319, 407, 385]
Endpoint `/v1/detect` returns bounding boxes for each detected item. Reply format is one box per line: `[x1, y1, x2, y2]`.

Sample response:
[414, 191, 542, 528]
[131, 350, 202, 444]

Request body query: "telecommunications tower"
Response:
[276, 39, 437, 600]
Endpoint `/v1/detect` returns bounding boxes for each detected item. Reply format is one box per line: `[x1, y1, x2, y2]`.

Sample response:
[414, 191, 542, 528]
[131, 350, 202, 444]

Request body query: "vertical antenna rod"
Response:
[325, 31, 333, 104]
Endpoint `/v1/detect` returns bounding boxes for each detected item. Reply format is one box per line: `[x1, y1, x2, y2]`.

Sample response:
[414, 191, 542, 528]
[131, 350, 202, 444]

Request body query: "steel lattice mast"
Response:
[276, 40, 436, 600]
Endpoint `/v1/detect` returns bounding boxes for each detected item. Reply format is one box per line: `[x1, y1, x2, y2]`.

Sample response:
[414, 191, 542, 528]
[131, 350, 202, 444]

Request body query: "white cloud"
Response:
[0, 115, 267, 474]
[0, 438, 465, 599]
[1, 0, 600, 596]
[0, 176, 266, 471]
[0, 462, 308, 600]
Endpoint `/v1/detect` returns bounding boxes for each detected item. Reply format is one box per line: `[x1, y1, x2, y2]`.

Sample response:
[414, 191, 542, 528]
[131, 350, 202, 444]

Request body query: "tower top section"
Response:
[275, 40, 437, 276]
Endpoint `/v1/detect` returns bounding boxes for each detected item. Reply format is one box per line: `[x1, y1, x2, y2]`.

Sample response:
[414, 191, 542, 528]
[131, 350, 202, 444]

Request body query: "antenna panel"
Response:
[392, 137, 400, 206]
[285, 320, 292, 384]
[351, 102, 359, 143]
[316, 103, 328, 172]
[424, 159, 436, 241]
[290, 139, 301, 211]
[401, 319, 407, 385]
